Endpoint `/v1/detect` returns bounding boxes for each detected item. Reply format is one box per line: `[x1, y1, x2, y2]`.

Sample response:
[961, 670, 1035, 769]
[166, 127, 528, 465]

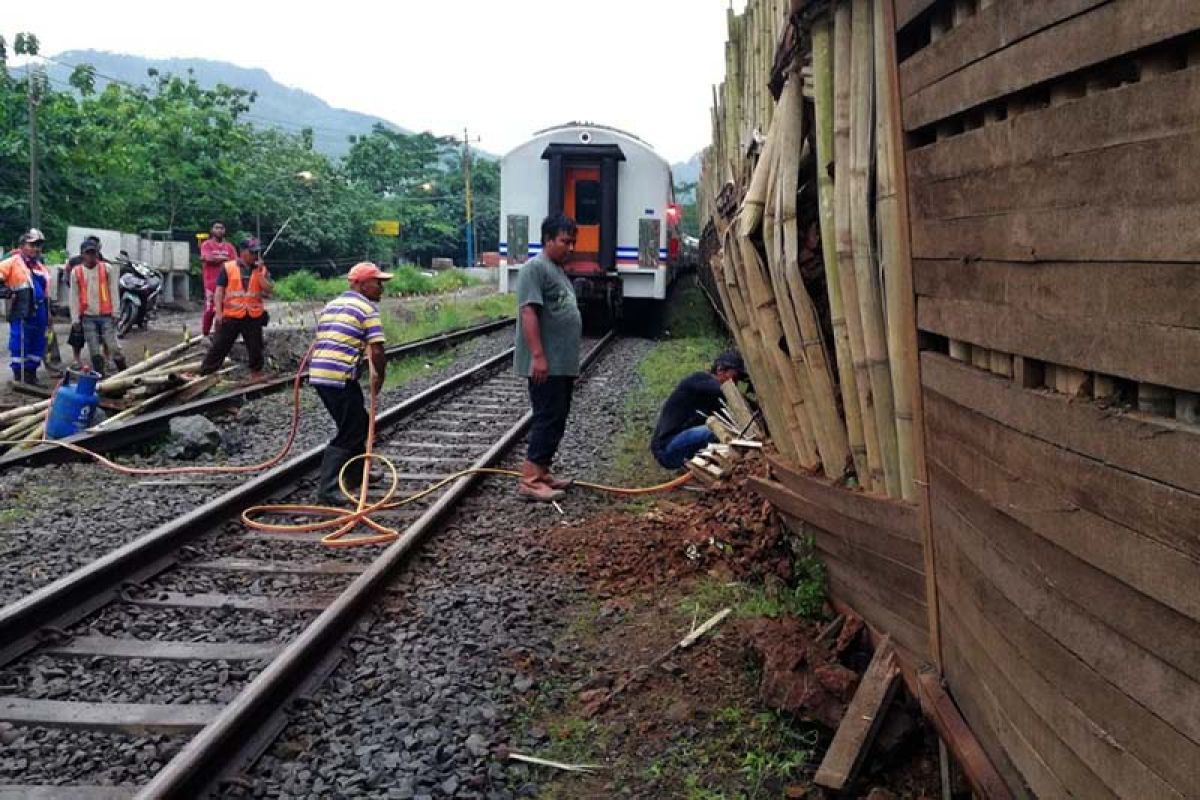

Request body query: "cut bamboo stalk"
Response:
[114, 337, 201, 381]
[988, 351, 1013, 378]
[849, 0, 901, 498]
[775, 68, 852, 478]
[1093, 374, 1116, 400]
[874, 0, 917, 501]
[1137, 383, 1174, 417]
[1060, 367, 1089, 397]
[948, 340, 970, 362]
[720, 227, 806, 467]
[1176, 392, 1200, 425]
[0, 398, 51, 426]
[833, 0, 882, 493]
[814, 12, 868, 484]
[971, 345, 990, 371]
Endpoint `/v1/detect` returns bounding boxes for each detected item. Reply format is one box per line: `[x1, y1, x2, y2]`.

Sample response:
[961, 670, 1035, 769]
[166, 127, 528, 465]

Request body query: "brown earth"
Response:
[512, 464, 947, 799]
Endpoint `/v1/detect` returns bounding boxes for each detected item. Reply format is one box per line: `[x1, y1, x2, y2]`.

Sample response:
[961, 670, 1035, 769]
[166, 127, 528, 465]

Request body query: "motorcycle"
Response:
[115, 252, 163, 336]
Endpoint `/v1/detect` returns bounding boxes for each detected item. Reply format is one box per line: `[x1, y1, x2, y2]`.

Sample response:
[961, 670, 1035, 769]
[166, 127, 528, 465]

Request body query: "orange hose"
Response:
[5, 351, 694, 548]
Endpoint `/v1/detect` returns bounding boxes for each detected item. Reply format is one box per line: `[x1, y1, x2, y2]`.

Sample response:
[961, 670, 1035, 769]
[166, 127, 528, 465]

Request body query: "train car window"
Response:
[575, 180, 601, 225]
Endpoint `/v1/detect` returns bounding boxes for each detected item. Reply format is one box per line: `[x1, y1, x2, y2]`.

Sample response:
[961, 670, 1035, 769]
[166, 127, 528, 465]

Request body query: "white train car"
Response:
[498, 122, 682, 328]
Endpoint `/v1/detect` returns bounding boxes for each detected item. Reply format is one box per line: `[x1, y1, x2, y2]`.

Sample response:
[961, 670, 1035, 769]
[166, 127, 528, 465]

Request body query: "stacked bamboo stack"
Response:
[0, 337, 220, 452]
[700, 0, 918, 501]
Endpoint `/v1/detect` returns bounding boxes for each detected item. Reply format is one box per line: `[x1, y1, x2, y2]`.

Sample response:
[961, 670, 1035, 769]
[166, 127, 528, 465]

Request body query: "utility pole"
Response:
[462, 127, 475, 269]
[27, 68, 43, 229]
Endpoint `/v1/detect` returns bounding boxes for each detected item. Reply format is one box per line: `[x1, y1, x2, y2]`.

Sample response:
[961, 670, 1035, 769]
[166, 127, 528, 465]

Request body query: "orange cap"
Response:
[347, 262, 394, 283]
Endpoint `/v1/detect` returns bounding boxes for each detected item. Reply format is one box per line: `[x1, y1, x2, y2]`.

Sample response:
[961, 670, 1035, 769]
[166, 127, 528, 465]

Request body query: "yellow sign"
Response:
[371, 220, 401, 237]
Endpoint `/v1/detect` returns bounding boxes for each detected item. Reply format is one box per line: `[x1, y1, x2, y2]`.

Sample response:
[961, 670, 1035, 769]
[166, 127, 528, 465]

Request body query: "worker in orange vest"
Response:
[1, 229, 51, 386]
[68, 240, 127, 375]
[199, 237, 273, 380]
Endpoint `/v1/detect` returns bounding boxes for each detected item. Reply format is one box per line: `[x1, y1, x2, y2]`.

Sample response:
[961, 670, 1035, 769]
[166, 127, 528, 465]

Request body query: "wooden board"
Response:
[911, 200, 1200, 264]
[926, 411, 1200, 628]
[766, 455, 921, 542]
[907, 66, 1200, 182]
[751, 477, 925, 572]
[894, 0, 937, 31]
[921, 352, 1200, 495]
[925, 390, 1200, 564]
[900, 0, 1108, 99]
[928, 430, 1200, 679]
[917, 295, 1200, 391]
[814, 639, 900, 790]
[912, 129, 1200, 223]
[903, 1, 1200, 131]
[930, 475, 1200, 791]
[929, 465, 1200, 753]
[940, 578, 1185, 798]
[913, 667, 1019, 800]
[913, 260, 1200, 330]
[820, 549, 931, 659]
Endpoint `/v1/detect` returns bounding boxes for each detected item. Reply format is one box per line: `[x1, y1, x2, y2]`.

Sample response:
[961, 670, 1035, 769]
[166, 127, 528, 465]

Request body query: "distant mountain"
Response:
[671, 151, 702, 186]
[42, 50, 407, 159]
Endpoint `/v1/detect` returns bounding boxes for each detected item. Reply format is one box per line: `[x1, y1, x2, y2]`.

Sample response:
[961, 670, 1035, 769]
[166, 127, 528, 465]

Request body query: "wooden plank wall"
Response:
[750, 459, 930, 660]
[897, 1, 1200, 796]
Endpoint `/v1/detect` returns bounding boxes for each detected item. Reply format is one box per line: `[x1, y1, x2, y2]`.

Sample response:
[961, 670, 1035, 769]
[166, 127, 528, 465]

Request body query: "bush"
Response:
[387, 266, 478, 297]
[272, 270, 346, 302]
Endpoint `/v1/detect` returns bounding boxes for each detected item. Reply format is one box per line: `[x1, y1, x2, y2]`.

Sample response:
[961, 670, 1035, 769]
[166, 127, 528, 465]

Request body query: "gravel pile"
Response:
[75, 603, 318, 644]
[237, 336, 655, 799]
[0, 330, 515, 604]
[0, 655, 264, 705]
[0, 725, 184, 787]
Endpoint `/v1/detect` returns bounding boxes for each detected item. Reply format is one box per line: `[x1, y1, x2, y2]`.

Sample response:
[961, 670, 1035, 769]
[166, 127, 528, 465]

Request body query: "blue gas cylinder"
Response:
[46, 370, 102, 439]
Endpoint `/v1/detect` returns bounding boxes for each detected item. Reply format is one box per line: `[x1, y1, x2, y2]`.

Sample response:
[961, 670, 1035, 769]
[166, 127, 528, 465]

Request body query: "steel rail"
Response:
[138, 331, 615, 799]
[0, 317, 514, 471]
[0, 345, 518, 667]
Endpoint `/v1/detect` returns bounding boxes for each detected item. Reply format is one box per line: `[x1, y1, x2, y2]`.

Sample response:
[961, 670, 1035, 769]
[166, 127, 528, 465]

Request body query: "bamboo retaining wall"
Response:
[702, 1, 1200, 796]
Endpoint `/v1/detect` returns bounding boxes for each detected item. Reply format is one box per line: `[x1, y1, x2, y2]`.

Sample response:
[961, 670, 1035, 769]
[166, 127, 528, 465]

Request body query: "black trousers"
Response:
[527, 376, 575, 467]
[316, 381, 369, 453]
[200, 315, 264, 374]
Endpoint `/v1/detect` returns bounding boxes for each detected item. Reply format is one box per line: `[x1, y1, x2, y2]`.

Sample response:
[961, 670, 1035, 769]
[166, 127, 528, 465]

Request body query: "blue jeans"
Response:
[654, 425, 717, 469]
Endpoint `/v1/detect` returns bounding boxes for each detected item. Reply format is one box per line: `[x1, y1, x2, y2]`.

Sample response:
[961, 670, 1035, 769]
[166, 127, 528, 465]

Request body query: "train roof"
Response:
[501, 122, 669, 167]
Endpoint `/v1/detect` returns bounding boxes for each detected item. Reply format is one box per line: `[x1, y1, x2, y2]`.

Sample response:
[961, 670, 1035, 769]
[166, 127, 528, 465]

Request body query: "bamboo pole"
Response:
[0, 397, 51, 426]
[813, 11, 868, 484]
[849, 0, 901, 498]
[874, 0, 916, 501]
[775, 69, 852, 478]
[834, 0, 882, 493]
[721, 227, 810, 467]
[738, 99, 822, 469]
[110, 337, 201, 381]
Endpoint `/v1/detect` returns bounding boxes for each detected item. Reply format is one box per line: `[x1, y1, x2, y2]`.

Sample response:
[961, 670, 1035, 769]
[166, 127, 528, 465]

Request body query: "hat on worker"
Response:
[238, 237, 262, 253]
[713, 350, 746, 379]
[19, 228, 45, 245]
[347, 262, 394, 283]
[80, 239, 100, 253]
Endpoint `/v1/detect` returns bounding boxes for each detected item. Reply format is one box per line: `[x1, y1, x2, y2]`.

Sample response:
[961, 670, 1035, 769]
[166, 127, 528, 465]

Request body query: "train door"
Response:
[564, 166, 602, 271]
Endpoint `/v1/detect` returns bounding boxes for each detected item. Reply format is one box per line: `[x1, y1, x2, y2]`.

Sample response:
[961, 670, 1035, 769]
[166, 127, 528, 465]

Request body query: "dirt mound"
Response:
[549, 463, 792, 595]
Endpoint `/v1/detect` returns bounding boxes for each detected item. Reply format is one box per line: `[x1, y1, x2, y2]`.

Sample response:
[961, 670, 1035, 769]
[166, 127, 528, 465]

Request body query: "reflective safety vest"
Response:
[0, 254, 32, 292]
[221, 260, 267, 319]
[73, 262, 113, 316]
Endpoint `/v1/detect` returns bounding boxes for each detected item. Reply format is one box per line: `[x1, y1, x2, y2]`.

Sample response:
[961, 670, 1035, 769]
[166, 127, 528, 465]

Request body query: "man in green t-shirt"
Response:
[514, 213, 584, 502]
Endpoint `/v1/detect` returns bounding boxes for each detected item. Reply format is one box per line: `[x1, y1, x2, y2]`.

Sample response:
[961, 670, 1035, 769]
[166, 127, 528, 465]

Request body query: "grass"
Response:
[610, 276, 729, 485]
[678, 547, 828, 625]
[382, 350, 456, 389]
[378, 292, 515, 346]
[272, 266, 479, 302]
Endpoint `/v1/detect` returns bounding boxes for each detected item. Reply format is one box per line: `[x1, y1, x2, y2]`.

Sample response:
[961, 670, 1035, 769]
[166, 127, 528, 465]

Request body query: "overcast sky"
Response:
[6, 0, 748, 163]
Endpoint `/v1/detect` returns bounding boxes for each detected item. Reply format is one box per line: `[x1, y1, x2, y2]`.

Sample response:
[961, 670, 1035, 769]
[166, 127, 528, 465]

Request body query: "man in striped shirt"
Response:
[310, 262, 391, 505]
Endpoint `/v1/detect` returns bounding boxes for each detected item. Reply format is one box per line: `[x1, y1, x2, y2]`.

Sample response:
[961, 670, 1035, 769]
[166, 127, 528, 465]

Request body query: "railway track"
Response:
[0, 317, 515, 472]
[0, 333, 613, 798]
